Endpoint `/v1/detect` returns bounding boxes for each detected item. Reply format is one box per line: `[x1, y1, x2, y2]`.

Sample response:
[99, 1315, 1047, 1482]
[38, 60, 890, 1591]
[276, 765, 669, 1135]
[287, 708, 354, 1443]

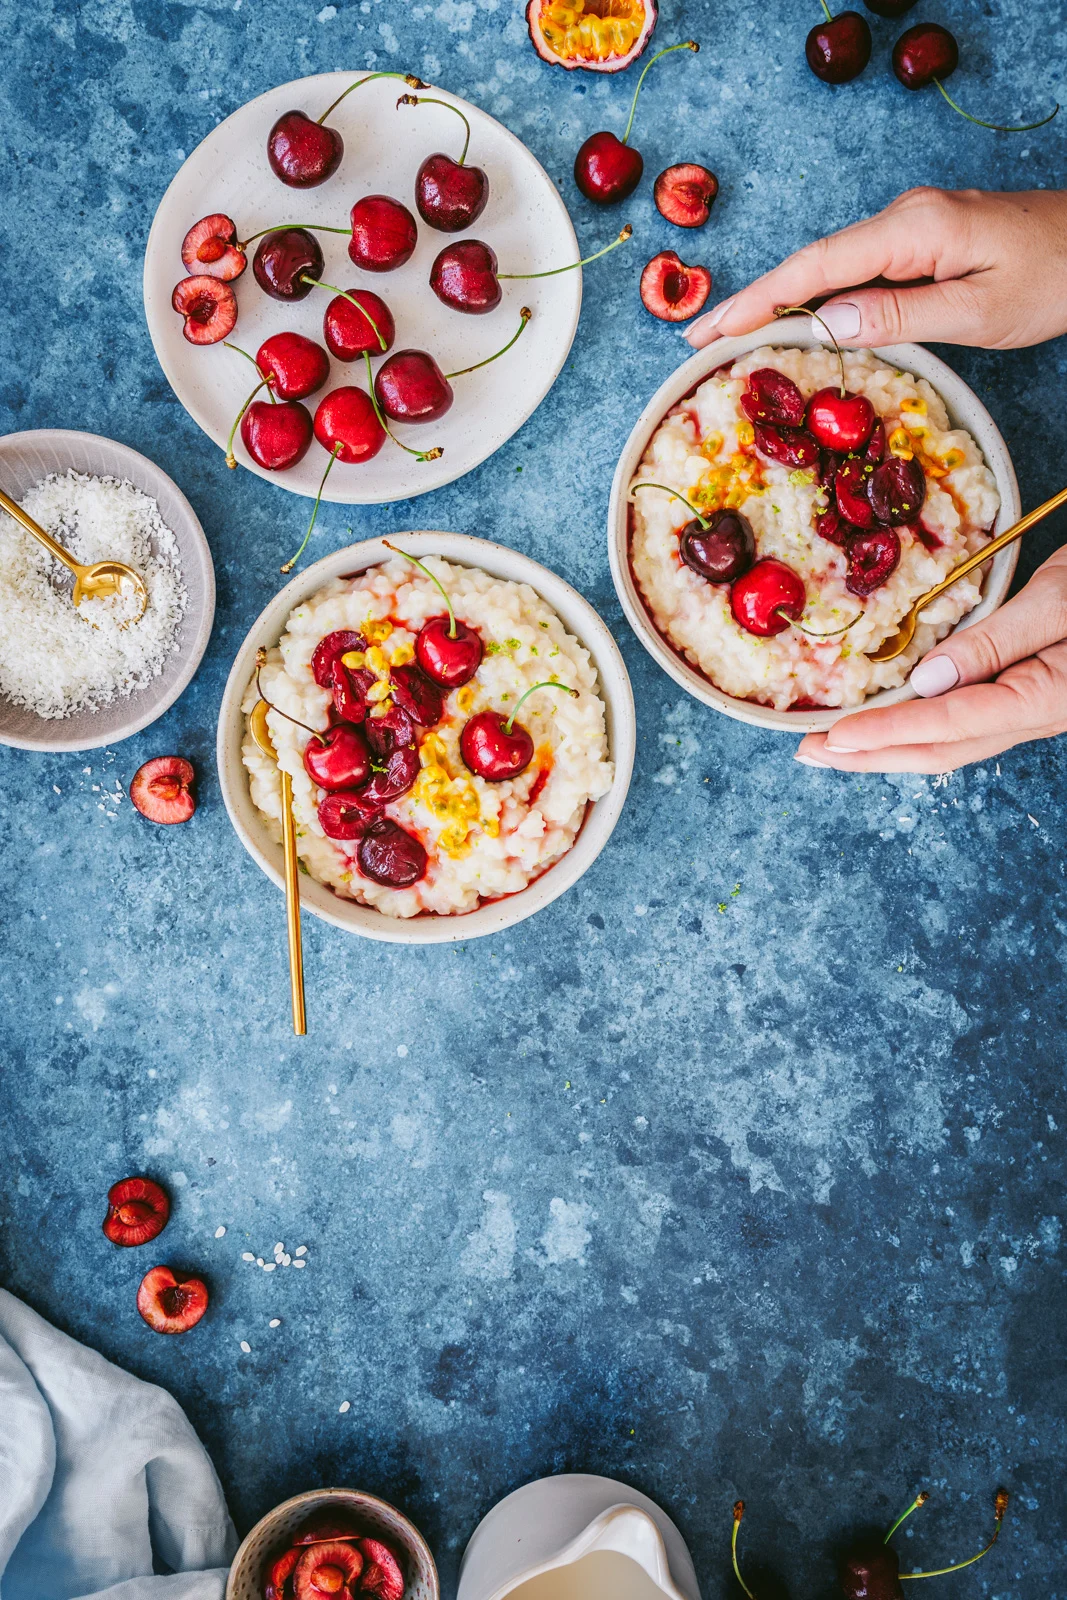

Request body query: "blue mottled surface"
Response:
[1, 1, 1066, 1595]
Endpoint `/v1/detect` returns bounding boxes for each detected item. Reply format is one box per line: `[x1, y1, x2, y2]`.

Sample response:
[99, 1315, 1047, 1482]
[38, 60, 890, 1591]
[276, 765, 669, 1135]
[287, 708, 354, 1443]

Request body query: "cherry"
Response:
[891, 22, 1058, 129]
[838, 1541, 902, 1600]
[313, 387, 385, 463]
[239, 399, 313, 471]
[806, 387, 874, 452]
[653, 164, 719, 228]
[252, 228, 324, 300]
[640, 251, 712, 321]
[753, 422, 820, 469]
[266, 71, 424, 188]
[102, 1177, 170, 1247]
[348, 194, 418, 271]
[574, 41, 699, 203]
[318, 789, 382, 839]
[846, 526, 901, 595]
[323, 288, 395, 360]
[302, 723, 372, 791]
[364, 704, 415, 758]
[171, 276, 237, 345]
[358, 818, 427, 888]
[265, 1548, 300, 1600]
[865, 420, 887, 463]
[357, 1538, 406, 1600]
[399, 94, 489, 232]
[222, 338, 324, 471]
[382, 540, 484, 686]
[255, 332, 330, 399]
[291, 1513, 362, 1545]
[870, 455, 926, 524]
[292, 1542, 365, 1600]
[375, 350, 454, 422]
[332, 662, 375, 723]
[460, 681, 577, 781]
[312, 629, 366, 688]
[136, 1266, 209, 1335]
[359, 741, 421, 804]
[834, 454, 877, 527]
[390, 662, 445, 726]
[806, 6, 872, 84]
[130, 757, 196, 823]
[815, 504, 855, 546]
[431, 229, 631, 314]
[741, 367, 807, 428]
[181, 213, 245, 280]
[682, 511, 756, 583]
[730, 558, 806, 636]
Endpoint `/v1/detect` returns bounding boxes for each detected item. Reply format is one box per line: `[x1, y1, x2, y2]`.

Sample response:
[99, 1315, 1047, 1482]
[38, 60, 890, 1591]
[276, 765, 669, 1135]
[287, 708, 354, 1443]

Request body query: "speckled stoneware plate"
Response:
[144, 73, 581, 504]
[0, 429, 215, 753]
[225, 1487, 439, 1600]
[217, 531, 635, 945]
[608, 317, 1022, 734]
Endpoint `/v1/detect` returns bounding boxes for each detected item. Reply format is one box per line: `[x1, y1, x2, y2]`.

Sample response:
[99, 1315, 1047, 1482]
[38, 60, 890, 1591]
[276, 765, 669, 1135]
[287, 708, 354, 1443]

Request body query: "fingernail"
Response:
[811, 302, 860, 342]
[910, 655, 959, 697]
[684, 296, 734, 343]
[824, 741, 859, 753]
[794, 752, 829, 766]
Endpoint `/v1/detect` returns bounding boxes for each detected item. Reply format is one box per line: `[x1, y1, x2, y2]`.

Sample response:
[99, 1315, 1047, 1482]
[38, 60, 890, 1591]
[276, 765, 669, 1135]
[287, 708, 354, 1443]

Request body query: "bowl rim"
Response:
[216, 531, 636, 944]
[0, 427, 216, 752]
[224, 1485, 440, 1600]
[607, 318, 1022, 733]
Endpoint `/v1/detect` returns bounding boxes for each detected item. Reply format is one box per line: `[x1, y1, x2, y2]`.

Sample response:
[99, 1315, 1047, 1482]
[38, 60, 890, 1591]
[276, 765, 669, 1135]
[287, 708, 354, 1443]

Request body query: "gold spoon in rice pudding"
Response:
[0, 486, 149, 623]
[865, 485, 1067, 663]
[250, 684, 307, 1038]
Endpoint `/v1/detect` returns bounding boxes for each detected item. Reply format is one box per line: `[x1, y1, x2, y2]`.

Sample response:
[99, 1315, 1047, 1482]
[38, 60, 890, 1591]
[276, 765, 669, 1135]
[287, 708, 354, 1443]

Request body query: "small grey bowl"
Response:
[225, 1487, 440, 1600]
[0, 429, 215, 752]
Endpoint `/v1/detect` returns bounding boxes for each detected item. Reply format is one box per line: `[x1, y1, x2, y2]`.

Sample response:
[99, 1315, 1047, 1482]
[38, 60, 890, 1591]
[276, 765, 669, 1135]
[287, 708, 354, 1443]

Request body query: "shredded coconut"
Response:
[0, 471, 188, 719]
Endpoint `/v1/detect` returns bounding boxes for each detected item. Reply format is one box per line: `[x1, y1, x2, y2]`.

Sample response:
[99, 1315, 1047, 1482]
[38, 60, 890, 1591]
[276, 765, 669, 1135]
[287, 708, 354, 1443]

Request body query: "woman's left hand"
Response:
[796, 545, 1067, 774]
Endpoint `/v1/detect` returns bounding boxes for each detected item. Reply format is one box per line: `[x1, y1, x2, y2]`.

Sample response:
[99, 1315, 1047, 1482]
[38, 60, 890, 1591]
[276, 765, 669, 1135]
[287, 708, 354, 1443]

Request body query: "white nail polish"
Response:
[685, 297, 735, 342]
[811, 302, 861, 342]
[824, 742, 859, 753]
[910, 655, 959, 697]
[794, 753, 828, 766]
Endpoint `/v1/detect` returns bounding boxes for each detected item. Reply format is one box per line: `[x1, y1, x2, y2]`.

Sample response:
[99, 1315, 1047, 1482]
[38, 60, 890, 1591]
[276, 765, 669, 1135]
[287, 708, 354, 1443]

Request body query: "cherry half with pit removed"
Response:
[835, 454, 878, 527]
[358, 1538, 406, 1600]
[358, 817, 428, 887]
[870, 454, 926, 523]
[130, 757, 197, 824]
[267, 71, 425, 188]
[136, 1266, 209, 1335]
[181, 213, 246, 280]
[640, 251, 711, 321]
[653, 163, 718, 228]
[574, 40, 699, 204]
[806, 3, 872, 84]
[400, 93, 490, 232]
[312, 629, 365, 688]
[431, 228, 632, 314]
[754, 422, 819, 469]
[846, 526, 901, 595]
[102, 1177, 170, 1247]
[292, 1541, 364, 1600]
[171, 277, 237, 345]
[741, 367, 807, 428]
[461, 681, 577, 781]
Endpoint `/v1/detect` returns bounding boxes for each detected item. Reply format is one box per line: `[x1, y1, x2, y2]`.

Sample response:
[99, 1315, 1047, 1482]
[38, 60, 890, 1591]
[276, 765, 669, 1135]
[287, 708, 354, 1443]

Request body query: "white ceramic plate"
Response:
[608, 319, 1022, 734]
[217, 532, 635, 944]
[144, 74, 581, 503]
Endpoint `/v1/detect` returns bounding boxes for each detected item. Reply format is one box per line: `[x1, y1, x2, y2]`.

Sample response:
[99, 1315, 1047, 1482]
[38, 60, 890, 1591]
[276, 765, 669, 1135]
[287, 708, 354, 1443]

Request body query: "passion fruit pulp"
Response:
[526, 0, 657, 72]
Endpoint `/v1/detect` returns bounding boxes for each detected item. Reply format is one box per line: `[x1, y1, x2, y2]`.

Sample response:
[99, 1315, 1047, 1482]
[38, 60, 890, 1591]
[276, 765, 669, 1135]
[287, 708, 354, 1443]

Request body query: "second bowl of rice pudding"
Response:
[609, 318, 1021, 732]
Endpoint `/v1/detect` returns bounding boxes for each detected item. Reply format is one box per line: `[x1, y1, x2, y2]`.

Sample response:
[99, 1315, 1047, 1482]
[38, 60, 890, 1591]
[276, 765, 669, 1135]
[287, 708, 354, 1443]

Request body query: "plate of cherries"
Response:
[143, 72, 584, 505]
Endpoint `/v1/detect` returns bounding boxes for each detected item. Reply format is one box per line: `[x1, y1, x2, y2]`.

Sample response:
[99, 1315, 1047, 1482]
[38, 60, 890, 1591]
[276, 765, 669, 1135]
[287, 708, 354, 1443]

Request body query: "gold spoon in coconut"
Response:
[250, 658, 306, 1036]
[0, 486, 148, 623]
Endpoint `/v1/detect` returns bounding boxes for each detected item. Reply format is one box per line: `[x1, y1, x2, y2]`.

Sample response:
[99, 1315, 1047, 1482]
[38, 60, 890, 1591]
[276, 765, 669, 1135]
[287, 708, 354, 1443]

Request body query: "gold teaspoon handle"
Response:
[0, 486, 83, 575]
[912, 484, 1067, 618]
[280, 770, 307, 1036]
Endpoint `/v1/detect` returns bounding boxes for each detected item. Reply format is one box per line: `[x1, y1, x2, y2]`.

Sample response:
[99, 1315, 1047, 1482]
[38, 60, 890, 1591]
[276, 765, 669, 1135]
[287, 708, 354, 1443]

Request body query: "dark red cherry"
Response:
[865, 420, 887, 464]
[679, 511, 755, 584]
[574, 131, 643, 204]
[429, 240, 502, 314]
[838, 1539, 903, 1600]
[460, 711, 534, 781]
[374, 351, 454, 423]
[753, 423, 820, 469]
[805, 11, 872, 83]
[240, 400, 313, 471]
[357, 818, 427, 887]
[870, 455, 926, 523]
[311, 630, 366, 689]
[389, 663, 445, 725]
[318, 789, 382, 840]
[892, 22, 958, 89]
[815, 505, 855, 546]
[363, 705, 415, 758]
[267, 110, 344, 188]
[741, 367, 807, 428]
[730, 558, 806, 637]
[358, 741, 420, 804]
[256, 332, 330, 400]
[303, 723, 371, 791]
[416, 616, 483, 687]
[313, 387, 386, 464]
[252, 228, 325, 300]
[846, 527, 901, 595]
[348, 195, 418, 272]
[806, 387, 875, 452]
[332, 662, 376, 723]
[834, 454, 877, 528]
[416, 152, 489, 232]
[323, 290, 395, 360]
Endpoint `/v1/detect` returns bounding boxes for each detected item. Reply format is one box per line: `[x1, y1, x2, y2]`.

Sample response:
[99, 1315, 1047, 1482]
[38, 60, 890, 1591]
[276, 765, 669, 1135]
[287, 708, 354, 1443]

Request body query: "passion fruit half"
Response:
[526, 0, 657, 72]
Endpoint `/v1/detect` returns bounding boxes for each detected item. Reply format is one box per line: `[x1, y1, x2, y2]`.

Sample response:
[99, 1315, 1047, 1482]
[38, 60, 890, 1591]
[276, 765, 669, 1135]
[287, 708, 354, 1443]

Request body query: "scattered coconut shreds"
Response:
[0, 471, 188, 719]
[295, 1245, 308, 1257]
[269, 1318, 281, 1328]
[240, 1341, 251, 1353]
[339, 1401, 351, 1414]
[215, 1226, 226, 1238]
[263, 1262, 276, 1273]
[293, 1259, 307, 1269]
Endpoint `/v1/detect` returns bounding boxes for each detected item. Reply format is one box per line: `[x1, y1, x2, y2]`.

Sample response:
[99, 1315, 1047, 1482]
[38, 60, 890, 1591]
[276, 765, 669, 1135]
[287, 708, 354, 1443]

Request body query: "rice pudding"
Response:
[242, 555, 614, 918]
[629, 346, 1000, 710]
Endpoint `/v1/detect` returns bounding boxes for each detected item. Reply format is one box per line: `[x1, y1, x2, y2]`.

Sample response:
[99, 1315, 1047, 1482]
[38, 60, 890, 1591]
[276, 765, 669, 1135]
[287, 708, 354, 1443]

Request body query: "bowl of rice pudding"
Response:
[217, 533, 634, 942]
[609, 317, 1021, 732]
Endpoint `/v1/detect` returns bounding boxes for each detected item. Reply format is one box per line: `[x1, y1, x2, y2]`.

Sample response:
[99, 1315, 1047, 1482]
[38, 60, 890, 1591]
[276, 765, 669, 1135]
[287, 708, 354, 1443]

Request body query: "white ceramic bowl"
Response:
[217, 532, 635, 944]
[0, 429, 215, 752]
[608, 318, 1022, 733]
[225, 1487, 439, 1600]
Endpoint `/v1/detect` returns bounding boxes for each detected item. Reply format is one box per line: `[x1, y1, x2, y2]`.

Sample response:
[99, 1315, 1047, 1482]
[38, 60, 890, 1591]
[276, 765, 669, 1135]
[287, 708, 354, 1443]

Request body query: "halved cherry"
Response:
[358, 741, 420, 805]
[357, 1538, 405, 1600]
[136, 1266, 209, 1335]
[358, 818, 427, 888]
[181, 213, 246, 280]
[729, 558, 806, 637]
[293, 1540, 365, 1599]
[815, 505, 854, 547]
[130, 757, 196, 824]
[292, 1512, 362, 1545]
[834, 455, 877, 528]
[389, 663, 445, 726]
[639, 250, 711, 321]
[653, 163, 718, 228]
[312, 631, 367, 689]
[265, 1546, 301, 1600]
[741, 367, 806, 428]
[333, 662, 376, 724]
[752, 422, 819, 469]
[318, 790, 383, 840]
[102, 1176, 170, 1247]
[172, 276, 237, 345]
[870, 455, 926, 524]
[846, 526, 901, 595]
[364, 705, 415, 758]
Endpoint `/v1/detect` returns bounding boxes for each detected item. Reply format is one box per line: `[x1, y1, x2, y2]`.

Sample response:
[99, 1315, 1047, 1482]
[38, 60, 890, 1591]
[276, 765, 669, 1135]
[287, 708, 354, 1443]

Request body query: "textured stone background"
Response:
[1, 0, 1065, 1594]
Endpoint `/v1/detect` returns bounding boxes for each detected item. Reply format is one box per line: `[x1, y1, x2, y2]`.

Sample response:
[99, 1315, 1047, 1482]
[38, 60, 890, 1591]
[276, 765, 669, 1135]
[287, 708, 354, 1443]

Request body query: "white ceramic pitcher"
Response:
[457, 1474, 701, 1600]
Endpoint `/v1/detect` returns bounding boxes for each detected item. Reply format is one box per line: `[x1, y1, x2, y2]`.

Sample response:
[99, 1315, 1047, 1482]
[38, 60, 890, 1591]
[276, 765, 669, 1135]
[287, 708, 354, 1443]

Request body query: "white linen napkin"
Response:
[0, 1287, 236, 1600]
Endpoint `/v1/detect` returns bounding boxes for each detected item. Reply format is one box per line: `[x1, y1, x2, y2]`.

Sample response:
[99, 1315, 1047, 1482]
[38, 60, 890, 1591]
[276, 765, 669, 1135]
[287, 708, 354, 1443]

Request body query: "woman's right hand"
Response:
[684, 186, 1067, 353]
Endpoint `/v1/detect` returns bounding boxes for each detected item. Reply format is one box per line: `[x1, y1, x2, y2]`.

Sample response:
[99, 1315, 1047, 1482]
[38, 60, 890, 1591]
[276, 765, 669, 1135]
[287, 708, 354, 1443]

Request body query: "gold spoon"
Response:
[0, 485, 149, 623]
[866, 484, 1067, 663]
[250, 695, 307, 1037]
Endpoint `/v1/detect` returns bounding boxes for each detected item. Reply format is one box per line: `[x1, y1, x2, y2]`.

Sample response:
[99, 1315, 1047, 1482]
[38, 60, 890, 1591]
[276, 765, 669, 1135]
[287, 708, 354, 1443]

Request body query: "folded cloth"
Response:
[0, 1288, 236, 1600]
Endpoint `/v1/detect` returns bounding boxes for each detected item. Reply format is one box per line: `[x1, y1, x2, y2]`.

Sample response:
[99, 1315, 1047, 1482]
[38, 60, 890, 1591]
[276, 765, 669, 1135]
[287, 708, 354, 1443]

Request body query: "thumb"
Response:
[910, 556, 1067, 697]
[813, 277, 989, 349]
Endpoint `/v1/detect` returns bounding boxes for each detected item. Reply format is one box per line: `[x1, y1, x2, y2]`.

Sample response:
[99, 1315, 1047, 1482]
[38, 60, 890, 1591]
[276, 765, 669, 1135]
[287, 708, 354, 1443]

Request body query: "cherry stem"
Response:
[819, 0, 834, 19]
[885, 1492, 930, 1545]
[226, 377, 269, 468]
[382, 540, 457, 637]
[301, 276, 387, 352]
[280, 444, 342, 573]
[731, 1502, 755, 1600]
[254, 649, 325, 742]
[224, 341, 276, 402]
[779, 608, 859, 638]
[775, 303, 846, 397]
[898, 1490, 1009, 1581]
[499, 225, 633, 281]
[237, 223, 349, 249]
[933, 77, 1059, 132]
[363, 353, 443, 462]
[630, 480, 709, 529]
[397, 93, 471, 164]
[503, 679, 577, 735]
[445, 309, 532, 378]
[621, 39, 699, 145]
[317, 70, 427, 126]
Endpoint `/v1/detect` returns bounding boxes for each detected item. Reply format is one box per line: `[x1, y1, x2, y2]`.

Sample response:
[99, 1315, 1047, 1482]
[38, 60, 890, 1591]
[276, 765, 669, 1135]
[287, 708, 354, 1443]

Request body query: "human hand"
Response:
[795, 544, 1067, 774]
[684, 187, 1067, 352]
